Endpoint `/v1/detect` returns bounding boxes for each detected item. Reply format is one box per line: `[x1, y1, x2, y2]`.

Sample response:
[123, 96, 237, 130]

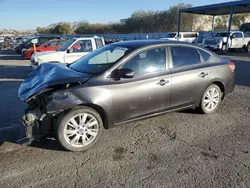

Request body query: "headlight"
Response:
[31, 57, 38, 64]
[52, 92, 69, 100]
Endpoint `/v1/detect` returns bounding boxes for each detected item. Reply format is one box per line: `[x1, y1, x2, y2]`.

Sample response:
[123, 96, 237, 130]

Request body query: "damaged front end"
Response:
[19, 87, 84, 145]
[18, 63, 91, 145]
[18, 91, 54, 144]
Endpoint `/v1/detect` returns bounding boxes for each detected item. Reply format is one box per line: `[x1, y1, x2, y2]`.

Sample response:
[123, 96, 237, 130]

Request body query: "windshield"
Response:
[214, 33, 228, 37]
[58, 39, 75, 51]
[69, 45, 132, 74]
[166, 33, 176, 38]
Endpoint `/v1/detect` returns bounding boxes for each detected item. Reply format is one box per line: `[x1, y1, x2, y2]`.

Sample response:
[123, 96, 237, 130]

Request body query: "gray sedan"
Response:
[19, 40, 235, 151]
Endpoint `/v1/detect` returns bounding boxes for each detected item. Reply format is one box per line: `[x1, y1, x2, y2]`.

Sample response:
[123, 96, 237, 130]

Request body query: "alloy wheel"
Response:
[63, 113, 99, 147]
[203, 87, 220, 111]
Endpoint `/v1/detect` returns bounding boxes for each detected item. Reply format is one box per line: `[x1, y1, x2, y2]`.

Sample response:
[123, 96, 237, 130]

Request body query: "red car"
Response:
[24, 39, 68, 59]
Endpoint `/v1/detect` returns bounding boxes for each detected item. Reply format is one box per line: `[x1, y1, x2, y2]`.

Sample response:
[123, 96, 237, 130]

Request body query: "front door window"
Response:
[121, 47, 166, 75]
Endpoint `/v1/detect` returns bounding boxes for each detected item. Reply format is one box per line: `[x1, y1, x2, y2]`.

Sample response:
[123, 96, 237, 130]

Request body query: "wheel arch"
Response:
[196, 79, 226, 107]
[76, 103, 110, 129]
[210, 80, 225, 99]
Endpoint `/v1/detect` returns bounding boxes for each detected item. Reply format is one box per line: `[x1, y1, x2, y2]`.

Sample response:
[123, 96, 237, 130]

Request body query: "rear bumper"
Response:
[225, 73, 235, 96]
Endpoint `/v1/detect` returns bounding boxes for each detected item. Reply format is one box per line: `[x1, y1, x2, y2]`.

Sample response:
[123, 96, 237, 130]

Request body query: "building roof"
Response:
[180, 0, 250, 15]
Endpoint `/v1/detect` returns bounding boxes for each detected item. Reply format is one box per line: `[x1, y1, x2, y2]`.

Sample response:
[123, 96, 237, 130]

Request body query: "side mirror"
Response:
[230, 35, 234, 39]
[110, 68, 134, 80]
[44, 45, 48, 48]
[67, 48, 73, 53]
[120, 68, 135, 78]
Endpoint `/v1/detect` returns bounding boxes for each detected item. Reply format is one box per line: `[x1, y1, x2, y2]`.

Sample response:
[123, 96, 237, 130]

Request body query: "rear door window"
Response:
[232, 33, 243, 38]
[39, 37, 50, 44]
[60, 40, 68, 46]
[95, 39, 104, 49]
[170, 46, 201, 68]
[49, 41, 58, 46]
[198, 49, 211, 62]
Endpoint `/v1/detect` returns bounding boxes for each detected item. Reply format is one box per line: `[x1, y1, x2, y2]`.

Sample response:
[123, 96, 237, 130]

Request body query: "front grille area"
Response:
[204, 39, 217, 45]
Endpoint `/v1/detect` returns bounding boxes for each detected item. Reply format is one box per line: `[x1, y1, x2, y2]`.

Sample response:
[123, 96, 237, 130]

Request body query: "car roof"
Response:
[72, 37, 103, 40]
[48, 39, 66, 42]
[110, 40, 196, 49]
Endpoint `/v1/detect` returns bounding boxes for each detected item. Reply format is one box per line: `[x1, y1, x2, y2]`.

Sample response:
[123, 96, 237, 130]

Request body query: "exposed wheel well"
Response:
[78, 104, 109, 129]
[212, 81, 225, 99]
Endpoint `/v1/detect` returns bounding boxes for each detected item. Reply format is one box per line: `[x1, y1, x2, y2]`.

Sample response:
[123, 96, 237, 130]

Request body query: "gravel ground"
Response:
[0, 50, 250, 188]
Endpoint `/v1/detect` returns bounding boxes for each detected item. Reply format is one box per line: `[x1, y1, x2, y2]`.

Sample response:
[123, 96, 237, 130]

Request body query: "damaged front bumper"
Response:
[18, 108, 52, 145]
[18, 90, 84, 145]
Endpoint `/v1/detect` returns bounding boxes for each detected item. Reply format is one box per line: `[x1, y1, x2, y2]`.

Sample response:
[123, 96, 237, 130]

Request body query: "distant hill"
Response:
[47, 22, 81, 30]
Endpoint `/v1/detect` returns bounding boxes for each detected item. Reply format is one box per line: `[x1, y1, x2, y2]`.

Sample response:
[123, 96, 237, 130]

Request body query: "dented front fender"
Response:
[46, 91, 84, 114]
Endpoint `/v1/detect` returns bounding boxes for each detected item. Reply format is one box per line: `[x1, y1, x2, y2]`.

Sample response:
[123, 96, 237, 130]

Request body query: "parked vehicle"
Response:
[19, 40, 235, 152]
[240, 22, 250, 33]
[0, 37, 4, 49]
[0, 36, 13, 49]
[202, 31, 250, 52]
[30, 36, 105, 69]
[14, 36, 62, 54]
[160, 32, 199, 43]
[24, 39, 68, 59]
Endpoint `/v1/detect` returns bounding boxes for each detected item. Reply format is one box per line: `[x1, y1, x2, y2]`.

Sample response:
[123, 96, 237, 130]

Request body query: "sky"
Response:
[0, 0, 230, 30]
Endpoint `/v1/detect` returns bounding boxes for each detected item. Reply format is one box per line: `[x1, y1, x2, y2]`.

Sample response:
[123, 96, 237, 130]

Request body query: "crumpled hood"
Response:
[18, 63, 91, 101]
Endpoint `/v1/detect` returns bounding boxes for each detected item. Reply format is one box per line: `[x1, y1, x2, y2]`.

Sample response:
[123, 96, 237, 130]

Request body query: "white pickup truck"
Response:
[160, 32, 199, 44]
[30, 36, 105, 69]
[202, 31, 250, 52]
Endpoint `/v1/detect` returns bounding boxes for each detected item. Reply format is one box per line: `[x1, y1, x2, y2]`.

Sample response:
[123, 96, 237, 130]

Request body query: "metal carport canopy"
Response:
[177, 0, 250, 50]
[180, 0, 250, 15]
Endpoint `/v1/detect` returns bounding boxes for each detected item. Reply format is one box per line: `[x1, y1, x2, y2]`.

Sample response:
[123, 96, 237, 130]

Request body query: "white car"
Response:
[30, 37, 105, 69]
[160, 32, 199, 44]
[202, 31, 250, 52]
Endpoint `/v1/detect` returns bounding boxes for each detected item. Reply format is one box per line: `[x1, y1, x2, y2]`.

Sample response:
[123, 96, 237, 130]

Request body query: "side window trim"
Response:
[167, 46, 173, 69]
[197, 48, 212, 63]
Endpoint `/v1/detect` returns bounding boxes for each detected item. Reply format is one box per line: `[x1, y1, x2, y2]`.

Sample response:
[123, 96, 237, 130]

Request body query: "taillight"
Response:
[228, 62, 235, 72]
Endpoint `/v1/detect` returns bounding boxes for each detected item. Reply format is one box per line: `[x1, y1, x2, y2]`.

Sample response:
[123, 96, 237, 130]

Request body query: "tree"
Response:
[54, 23, 73, 34]
[215, 13, 250, 30]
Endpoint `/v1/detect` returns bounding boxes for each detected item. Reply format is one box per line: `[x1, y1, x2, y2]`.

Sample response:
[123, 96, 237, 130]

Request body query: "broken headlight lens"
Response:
[52, 92, 69, 100]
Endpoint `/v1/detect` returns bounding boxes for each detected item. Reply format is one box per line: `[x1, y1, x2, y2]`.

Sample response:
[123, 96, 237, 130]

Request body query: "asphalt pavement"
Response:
[0, 50, 250, 188]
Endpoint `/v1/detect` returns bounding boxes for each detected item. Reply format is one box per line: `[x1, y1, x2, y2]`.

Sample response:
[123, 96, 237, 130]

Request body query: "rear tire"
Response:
[56, 106, 103, 152]
[198, 84, 222, 114]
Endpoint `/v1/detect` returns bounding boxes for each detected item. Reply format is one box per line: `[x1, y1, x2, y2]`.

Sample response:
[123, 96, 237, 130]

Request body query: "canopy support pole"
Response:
[226, 6, 234, 50]
[177, 10, 181, 41]
[212, 15, 215, 34]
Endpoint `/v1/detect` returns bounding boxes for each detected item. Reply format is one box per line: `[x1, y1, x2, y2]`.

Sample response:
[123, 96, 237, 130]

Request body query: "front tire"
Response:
[245, 43, 250, 53]
[56, 106, 103, 152]
[199, 84, 222, 114]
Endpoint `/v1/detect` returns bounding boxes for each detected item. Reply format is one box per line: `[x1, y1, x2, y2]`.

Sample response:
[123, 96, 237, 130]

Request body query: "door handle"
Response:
[199, 72, 208, 78]
[157, 79, 169, 86]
